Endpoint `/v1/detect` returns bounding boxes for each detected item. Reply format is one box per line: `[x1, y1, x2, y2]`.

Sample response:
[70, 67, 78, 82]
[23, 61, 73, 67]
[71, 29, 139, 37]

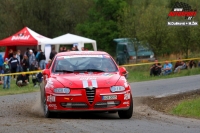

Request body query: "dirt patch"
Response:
[138, 89, 200, 119]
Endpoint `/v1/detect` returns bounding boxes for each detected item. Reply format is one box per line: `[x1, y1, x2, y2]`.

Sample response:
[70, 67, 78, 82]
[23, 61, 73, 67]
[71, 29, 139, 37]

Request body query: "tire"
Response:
[40, 81, 55, 118]
[118, 96, 133, 119]
[40, 84, 44, 105]
[43, 98, 54, 118]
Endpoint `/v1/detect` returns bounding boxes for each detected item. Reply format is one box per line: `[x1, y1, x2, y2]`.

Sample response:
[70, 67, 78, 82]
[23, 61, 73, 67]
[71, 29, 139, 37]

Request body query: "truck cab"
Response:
[114, 38, 155, 65]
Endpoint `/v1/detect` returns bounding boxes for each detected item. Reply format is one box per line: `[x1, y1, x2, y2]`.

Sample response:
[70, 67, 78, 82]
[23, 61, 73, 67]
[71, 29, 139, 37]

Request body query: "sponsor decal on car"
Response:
[79, 76, 97, 80]
[45, 78, 54, 88]
[81, 79, 98, 88]
[123, 101, 129, 105]
[121, 77, 129, 87]
[124, 93, 130, 100]
[64, 97, 73, 101]
[48, 104, 57, 109]
[62, 55, 103, 58]
[102, 73, 114, 77]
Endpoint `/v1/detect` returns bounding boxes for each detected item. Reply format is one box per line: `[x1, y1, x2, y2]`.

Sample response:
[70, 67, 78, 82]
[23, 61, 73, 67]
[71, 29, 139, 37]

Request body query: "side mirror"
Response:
[119, 66, 128, 78]
[42, 69, 50, 78]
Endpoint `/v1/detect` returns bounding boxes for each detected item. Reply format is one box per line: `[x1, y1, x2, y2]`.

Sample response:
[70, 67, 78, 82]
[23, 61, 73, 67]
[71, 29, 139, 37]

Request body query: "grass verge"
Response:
[0, 78, 39, 96]
[127, 65, 200, 82]
[171, 97, 200, 119]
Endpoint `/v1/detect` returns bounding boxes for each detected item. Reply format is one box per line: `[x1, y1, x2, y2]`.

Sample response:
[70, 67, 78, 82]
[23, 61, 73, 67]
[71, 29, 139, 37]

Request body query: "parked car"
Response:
[113, 38, 155, 65]
[41, 51, 133, 119]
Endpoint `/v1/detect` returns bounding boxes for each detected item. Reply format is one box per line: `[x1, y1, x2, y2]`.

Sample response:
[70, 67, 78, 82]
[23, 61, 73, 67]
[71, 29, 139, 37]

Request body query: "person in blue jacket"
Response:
[0, 54, 4, 70]
[163, 60, 173, 75]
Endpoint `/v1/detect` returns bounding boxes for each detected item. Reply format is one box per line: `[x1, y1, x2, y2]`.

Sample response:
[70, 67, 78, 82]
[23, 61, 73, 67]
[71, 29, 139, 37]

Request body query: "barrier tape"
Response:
[0, 70, 42, 76]
[0, 57, 199, 76]
[122, 57, 200, 67]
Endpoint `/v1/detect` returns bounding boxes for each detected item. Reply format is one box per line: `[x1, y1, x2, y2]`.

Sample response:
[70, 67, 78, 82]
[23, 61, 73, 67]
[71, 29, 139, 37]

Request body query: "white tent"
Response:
[40, 33, 97, 52]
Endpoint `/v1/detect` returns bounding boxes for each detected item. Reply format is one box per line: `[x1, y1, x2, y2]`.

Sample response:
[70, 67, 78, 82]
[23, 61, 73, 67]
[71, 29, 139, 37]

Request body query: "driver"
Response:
[88, 58, 102, 69]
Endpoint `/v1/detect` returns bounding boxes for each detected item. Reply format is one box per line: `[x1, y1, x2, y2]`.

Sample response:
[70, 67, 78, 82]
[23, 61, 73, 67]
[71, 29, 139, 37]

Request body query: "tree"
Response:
[76, 0, 127, 55]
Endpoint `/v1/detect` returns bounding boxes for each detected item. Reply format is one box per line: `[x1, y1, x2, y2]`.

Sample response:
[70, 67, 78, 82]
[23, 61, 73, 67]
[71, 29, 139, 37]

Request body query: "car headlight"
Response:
[54, 88, 70, 94]
[150, 55, 154, 58]
[110, 86, 125, 92]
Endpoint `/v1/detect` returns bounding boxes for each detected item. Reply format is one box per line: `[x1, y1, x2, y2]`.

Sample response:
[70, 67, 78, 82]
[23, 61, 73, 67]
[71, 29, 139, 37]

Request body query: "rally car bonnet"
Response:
[52, 73, 121, 88]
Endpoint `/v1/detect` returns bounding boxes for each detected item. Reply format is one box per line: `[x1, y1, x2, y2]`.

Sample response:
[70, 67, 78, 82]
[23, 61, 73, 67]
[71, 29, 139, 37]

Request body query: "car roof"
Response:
[56, 51, 110, 56]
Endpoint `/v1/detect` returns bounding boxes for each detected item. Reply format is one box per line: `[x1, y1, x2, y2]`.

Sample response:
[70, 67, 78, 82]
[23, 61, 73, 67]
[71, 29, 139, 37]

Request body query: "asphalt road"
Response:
[0, 75, 200, 133]
[131, 74, 200, 97]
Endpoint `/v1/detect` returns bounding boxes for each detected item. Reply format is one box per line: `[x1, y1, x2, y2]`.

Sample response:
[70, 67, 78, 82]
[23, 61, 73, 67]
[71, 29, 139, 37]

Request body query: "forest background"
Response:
[0, 0, 199, 59]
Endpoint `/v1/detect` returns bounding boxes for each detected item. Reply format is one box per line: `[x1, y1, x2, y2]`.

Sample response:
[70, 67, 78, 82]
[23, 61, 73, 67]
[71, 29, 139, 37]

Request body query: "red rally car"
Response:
[41, 51, 133, 119]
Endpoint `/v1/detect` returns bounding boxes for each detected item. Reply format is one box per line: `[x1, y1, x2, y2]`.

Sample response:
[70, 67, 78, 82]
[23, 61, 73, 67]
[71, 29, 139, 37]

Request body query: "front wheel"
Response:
[118, 96, 133, 119]
[43, 99, 54, 118]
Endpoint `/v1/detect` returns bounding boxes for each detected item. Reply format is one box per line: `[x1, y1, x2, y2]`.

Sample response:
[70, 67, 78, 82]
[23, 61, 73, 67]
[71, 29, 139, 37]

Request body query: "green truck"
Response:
[113, 38, 155, 65]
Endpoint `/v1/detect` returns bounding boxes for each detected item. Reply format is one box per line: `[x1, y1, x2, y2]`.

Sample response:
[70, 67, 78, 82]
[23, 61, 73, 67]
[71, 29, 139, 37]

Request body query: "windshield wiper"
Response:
[55, 70, 74, 73]
[74, 69, 105, 72]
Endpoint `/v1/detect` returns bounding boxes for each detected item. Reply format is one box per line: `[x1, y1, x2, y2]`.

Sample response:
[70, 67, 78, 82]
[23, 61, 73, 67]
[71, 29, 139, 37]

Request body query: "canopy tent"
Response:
[40, 33, 97, 51]
[0, 27, 51, 58]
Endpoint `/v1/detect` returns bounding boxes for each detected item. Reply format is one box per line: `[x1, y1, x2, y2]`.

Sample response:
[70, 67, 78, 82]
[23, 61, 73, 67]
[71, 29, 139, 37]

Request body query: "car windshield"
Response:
[52, 55, 118, 73]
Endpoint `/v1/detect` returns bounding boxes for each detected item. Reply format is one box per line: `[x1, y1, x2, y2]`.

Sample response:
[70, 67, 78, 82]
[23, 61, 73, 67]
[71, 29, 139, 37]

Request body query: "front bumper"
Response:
[46, 89, 132, 112]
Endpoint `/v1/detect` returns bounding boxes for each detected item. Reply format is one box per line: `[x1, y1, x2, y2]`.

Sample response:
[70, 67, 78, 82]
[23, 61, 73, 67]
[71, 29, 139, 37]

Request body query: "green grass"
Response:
[0, 78, 39, 96]
[126, 65, 200, 82]
[126, 65, 200, 119]
[171, 97, 200, 119]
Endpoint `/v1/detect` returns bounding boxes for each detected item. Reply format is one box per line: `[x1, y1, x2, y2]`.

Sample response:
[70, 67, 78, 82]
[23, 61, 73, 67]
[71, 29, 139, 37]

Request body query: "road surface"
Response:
[0, 75, 200, 133]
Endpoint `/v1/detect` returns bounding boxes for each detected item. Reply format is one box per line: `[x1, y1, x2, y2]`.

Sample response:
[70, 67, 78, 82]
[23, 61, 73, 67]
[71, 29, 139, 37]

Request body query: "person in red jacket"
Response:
[46, 59, 52, 69]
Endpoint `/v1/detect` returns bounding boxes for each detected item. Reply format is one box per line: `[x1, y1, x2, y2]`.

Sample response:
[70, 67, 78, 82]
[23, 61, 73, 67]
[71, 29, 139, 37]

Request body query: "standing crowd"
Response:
[0, 47, 56, 89]
[0, 45, 88, 89]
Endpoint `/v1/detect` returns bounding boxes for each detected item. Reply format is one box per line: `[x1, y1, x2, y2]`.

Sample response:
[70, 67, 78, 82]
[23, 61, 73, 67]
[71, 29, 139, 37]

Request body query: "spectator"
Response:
[59, 47, 64, 52]
[162, 61, 173, 75]
[16, 50, 23, 72]
[24, 48, 30, 58]
[174, 61, 187, 73]
[9, 53, 20, 80]
[8, 49, 13, 59]
[36, 49, 42, 62]
[38, 51, 46, 70]
[73, 43, 78, 50]
[49, 48, 57, 60]
[0, 54, 4, 70]
[63, 47, 67, 52]
[2, 58, 11, 89]
[32, 67, 43, 87]
[0, 68, 3, 85]
[188, 60, 197, 69]
[81, 47, 85, 51]
[46, 59, 52, 69]
[16, 73, 29, 87]
[33, 48, 37, 56]
[22, 55, 29, 81]
[29, 49, 36, 71]
[71, 46, 76, 51]
[173, 58, 181, 71]
[150, 59, 162, 76]
[17, 50, 23, 62]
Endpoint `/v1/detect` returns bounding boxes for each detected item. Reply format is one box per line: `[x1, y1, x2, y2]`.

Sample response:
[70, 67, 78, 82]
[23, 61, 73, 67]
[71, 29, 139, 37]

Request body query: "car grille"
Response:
[94, 101, 120, 108]
[60, 102, 88, 108]
[86, 88, 96, 104]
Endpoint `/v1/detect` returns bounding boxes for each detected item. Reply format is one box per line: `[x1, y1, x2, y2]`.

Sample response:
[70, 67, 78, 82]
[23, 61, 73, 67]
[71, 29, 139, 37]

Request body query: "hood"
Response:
[52, 72, 120, 88]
